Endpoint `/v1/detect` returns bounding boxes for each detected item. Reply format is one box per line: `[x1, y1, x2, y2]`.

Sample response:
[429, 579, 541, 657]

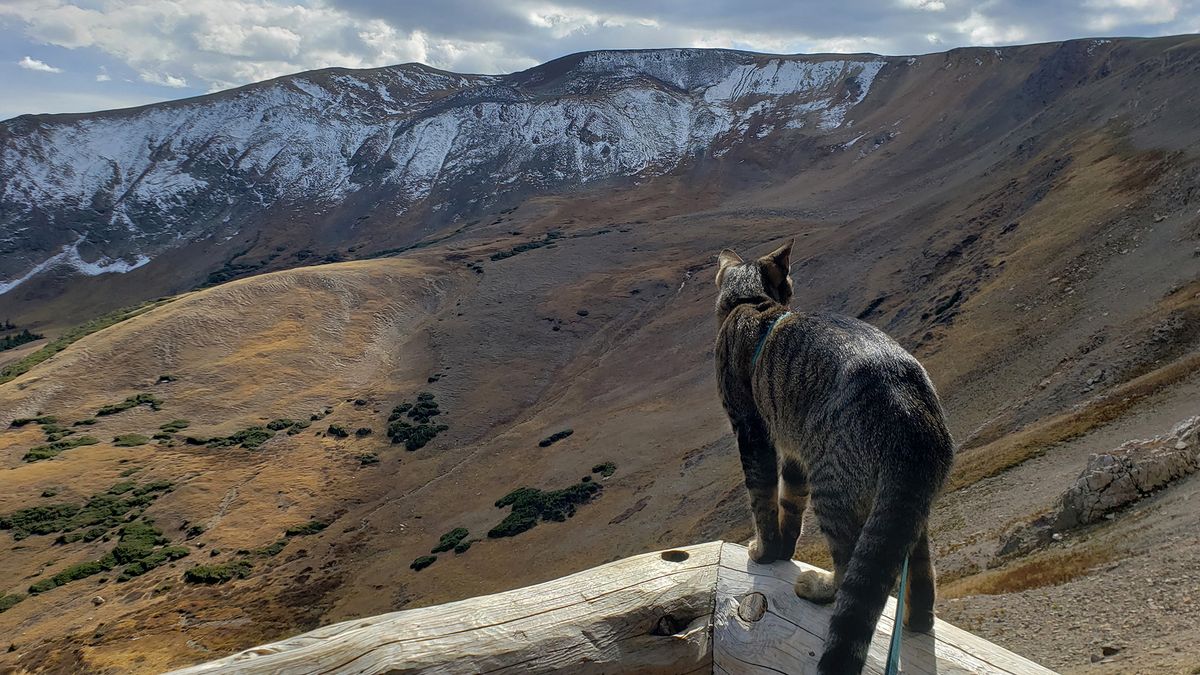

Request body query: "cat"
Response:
[714, 239, 955, 675]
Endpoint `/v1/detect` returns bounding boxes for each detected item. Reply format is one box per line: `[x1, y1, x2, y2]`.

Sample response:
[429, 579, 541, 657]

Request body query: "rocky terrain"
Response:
[1, 36, 1199, 674]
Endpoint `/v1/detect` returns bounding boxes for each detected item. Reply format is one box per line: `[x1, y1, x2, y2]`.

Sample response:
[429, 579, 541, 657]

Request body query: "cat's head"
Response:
[715, 240, 793, 318]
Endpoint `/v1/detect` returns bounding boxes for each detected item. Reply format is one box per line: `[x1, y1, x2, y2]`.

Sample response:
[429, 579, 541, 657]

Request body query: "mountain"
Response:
[2, 36, 1200, 673]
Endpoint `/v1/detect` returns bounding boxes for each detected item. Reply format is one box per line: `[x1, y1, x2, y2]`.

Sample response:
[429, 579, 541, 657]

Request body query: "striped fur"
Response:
[714, 241, 954, 675]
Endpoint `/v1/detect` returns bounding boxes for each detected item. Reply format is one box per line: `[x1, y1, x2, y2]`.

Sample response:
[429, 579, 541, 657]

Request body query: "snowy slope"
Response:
[0, 50, 889, 293]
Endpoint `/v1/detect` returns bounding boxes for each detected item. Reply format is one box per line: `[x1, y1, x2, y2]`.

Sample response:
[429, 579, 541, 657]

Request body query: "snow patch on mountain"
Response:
[0, 50, 890, 293]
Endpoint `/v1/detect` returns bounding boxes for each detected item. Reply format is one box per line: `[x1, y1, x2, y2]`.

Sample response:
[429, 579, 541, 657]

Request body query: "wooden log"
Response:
[170, 541, 1056, 675]
[170, 542, 721, 675]
[713, 543, 1056, 675]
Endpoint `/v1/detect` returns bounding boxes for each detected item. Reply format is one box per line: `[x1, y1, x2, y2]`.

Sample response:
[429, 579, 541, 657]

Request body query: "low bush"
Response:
[0, 480, 173, 540]
[410, 555, 436, 571]
[488, 481, 601, 539]
[0, 329, 44, 352]
[592, 462, 617, 478]
[538, 429, 574, 448]
[285, 520, 328, 537]
[184, 560, 253, 584]
[11, 415, 57, 427]
[113, 434, 150, 447]
[327, 424, 349, 438]
[355, 427, 372, 437]
[206, 426, 274, 449]
[358, 453, 380, 466]
[0, 593, 24, 613]
[454, 541, 472, 554]
[1, 300, 174, 385]
[96, 393, 163, 416]
[159, 420, 190, 433]
[431, 528, 468, 553]
[387, 394, 449, 450]
[72, 418, 97, 426]
[23, 435, 99, 462]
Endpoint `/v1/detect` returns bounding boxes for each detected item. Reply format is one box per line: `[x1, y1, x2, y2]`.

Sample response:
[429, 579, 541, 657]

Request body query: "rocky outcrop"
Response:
[1054, 417, 1198, 529]
[998, 416, 1199, 558]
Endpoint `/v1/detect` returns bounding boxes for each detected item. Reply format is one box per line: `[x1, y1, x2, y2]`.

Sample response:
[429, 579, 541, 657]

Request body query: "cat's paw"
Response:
[748, 537, 781, 564]
[905, 609, 935, 633]
[794, 569, 837, 604]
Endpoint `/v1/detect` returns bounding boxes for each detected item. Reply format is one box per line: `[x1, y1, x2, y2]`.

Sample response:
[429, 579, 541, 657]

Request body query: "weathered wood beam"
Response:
[170, 541, 1056, 675]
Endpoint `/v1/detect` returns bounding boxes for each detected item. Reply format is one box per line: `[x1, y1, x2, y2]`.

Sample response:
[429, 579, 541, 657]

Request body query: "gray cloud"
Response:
[1, 0, 1198, 118]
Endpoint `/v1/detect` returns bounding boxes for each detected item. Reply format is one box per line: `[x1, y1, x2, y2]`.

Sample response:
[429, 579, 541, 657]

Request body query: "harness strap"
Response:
[884, 555, 910, 675]
[751, 311, 792, 366]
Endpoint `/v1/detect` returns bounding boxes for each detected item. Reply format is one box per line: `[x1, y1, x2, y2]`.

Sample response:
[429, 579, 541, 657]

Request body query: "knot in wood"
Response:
[737, 592, 767, 622]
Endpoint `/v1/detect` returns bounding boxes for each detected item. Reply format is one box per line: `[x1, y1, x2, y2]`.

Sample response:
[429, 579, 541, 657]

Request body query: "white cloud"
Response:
[139, 70, 188, 88]
[898, 0, 948, 11]
[18, 55, 63, 73]
[96, 65, 111, 81]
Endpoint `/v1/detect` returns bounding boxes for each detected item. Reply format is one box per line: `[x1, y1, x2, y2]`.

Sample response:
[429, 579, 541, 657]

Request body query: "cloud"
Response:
[139, 70, 188, 88]
[96, 66, 111, 81]
[18, 55, 63, 73]
[2, 0, 1200, 120]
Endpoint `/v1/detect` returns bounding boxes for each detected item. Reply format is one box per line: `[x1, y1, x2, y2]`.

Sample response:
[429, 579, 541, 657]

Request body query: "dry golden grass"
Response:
[939, 541, 1118, 599]
[948, 351, 1200, 492]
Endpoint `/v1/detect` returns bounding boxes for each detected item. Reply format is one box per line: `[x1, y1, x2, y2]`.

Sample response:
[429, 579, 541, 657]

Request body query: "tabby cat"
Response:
[714, 240, 955, 674]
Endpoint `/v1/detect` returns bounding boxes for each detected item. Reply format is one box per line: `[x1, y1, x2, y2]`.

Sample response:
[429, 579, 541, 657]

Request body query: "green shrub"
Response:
[538, 429, 574, 448]
[255, 540, 288, 557]
[0, 480, 173, 539]
[184, 560, 253, 584]
[0, 593, 24, 613]
[113, 434, 150, 447]
[185, 525, 205, 539]
[159, 420, 190, 433]
[387, 394, 449, 450]
[156, 374, 177, 383]
[29, 555, 116, 594]
[0, 329, 43, 352]
[205, 426, 274, 449]
[410, 555, 436, 571]
[355, 427, 372, 437]
[358, 453, 380, 466]
[266, 418, 298, 431]
[454, 541, 472, 554]
[0, 300, 174, 385]
[40, 488, 58, 498]
[488, 481, 601, 539]
[11, 415, 57, 427]
[285, 520, 328, 537]
[23, 435, 100, 462]
[96, 393, 163, 416]
[117, 546, 189, 581]
[592, 462, 617, 478]
[327, 424, 349, 438]
[72, 418, 97, 426]
[431, 528, 469, 553]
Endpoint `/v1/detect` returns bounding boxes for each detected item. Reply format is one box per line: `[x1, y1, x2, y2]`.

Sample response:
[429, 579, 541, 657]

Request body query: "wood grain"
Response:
[170, 541, 1057, 675]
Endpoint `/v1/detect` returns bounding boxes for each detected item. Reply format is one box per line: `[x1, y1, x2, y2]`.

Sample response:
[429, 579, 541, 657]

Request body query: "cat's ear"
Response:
[760, 239, 793, 272]
[716, 249, 742, 285]
[759, 239, 794, 303]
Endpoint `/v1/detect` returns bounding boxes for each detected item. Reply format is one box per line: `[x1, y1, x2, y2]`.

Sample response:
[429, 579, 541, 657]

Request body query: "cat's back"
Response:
[776, 311, 932, 392]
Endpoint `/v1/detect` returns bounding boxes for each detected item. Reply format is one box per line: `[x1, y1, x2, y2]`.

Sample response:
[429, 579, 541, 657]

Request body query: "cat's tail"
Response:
[817, 434, 951, 675]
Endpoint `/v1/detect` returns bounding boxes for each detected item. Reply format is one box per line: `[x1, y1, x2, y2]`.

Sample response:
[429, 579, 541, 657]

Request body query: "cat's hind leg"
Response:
[795, 491, 861, 605]
[904, 529, 937, 632]
[777, 458, 809, 560]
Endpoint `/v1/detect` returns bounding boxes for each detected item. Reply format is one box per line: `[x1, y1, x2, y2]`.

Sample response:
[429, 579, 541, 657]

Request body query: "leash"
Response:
[884, 555, 910, 675]
[751, 311, 792, 365]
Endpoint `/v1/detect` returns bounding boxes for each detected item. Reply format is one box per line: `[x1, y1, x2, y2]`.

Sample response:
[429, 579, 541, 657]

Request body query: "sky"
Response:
[2, 0, 1198, 121]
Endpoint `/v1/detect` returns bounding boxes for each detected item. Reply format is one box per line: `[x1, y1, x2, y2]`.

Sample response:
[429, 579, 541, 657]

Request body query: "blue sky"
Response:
[2, 0, 1198, 121]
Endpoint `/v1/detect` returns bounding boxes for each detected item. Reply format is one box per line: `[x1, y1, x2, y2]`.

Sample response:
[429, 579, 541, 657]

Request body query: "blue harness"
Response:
[752, 308, 910, 674]
[751, 311, 792, 365]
